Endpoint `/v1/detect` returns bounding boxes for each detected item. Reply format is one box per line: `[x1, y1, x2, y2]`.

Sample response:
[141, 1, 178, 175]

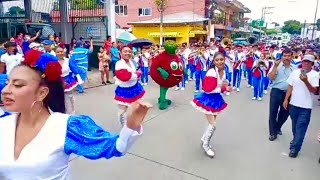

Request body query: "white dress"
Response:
[0, 113, 142, 179]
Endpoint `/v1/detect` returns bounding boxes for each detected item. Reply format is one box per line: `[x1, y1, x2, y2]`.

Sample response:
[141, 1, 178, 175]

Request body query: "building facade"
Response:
[115, 0, 206, 29]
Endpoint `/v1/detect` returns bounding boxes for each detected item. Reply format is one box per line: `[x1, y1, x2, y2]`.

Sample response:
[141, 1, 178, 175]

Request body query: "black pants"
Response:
[268, 88, 290, 136]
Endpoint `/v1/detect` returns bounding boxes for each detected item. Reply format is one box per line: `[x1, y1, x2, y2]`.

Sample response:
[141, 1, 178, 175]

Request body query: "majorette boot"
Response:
[201, 125, 216, 143]
[202, 124, 216, 158]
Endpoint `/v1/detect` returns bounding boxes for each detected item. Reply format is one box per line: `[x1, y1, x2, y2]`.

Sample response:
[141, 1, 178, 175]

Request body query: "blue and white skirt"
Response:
[0, 74, 8, 95]
[191, 92, 227, 115]
[115, 82, 145, 106]
[62, 73, 78, 92]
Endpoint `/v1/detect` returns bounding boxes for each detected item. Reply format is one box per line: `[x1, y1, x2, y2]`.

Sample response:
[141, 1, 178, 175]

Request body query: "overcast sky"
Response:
[240, 0, 320, 25]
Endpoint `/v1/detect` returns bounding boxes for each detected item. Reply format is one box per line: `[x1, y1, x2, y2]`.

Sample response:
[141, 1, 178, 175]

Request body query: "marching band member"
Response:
[195, 46, 209, 93]
[188, 45, 198, 81]
[176, 44, 190, 90]
[232, 45, 245, 92]
[139, 49, 150, 86]
[263, 55, 275, 94]
[191, 52, 231, 158]
[251, 53, 268, 101]
[224, 46, 234, 96]
[115, 46, 145, 127]
[244, 50, 258, 88]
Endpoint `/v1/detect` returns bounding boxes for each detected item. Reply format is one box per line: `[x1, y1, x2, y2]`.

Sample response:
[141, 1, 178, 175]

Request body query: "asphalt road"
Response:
[69, 79, 320, 180]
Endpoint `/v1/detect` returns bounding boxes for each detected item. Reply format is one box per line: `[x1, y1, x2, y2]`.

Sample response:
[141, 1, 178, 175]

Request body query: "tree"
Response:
[316, 18, 320, 29]
[69, 0, 102, 10]
[4, 6, 25, 16]
[154, 0, 168, 45]
[266, 29, 279, 35]
[282, 20, 302, 34]
[272, 22, 280, 26]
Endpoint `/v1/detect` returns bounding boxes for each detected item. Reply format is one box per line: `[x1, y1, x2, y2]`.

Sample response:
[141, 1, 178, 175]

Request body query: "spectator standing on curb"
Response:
[283, 54, 319, 158]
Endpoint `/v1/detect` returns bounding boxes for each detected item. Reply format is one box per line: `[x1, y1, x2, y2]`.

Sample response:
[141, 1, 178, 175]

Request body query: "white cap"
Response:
[302, 54, 315, 63]
[29, 42, 40, 49]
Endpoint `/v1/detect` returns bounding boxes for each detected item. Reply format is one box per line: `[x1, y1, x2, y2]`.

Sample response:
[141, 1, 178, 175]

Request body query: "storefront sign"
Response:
[86, 26, 101, 37]
[148, 32, 181, 37]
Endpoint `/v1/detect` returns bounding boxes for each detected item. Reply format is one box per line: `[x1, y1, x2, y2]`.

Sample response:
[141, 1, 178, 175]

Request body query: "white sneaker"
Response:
[236, 88, 240, 92]
[252, 97, 257, 100]
[181, 87, 185, 90]
[204, 148, 215, 158]
[232, 87, 236, 90]
[251, 86, 254, 89]
[185, 81, 188, 84]
[175, 87, 180, 91]
[258, 97, 262, 101]
[226, 92, 230, 96]
[247, 85, 251, 88]
[263, 90, 268, 94]
[195, 90, 199, 93]
[144, 83, 148, 86]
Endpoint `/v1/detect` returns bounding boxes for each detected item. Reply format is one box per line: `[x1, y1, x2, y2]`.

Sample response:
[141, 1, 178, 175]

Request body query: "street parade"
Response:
[0, 0, 320, 179]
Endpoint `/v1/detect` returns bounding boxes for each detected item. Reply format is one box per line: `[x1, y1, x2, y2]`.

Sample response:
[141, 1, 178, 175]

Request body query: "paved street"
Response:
[70, 74, 320, 180]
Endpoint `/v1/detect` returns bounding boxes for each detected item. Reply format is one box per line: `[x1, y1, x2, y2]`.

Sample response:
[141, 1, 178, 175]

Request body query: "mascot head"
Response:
[150, 40, 184, 88]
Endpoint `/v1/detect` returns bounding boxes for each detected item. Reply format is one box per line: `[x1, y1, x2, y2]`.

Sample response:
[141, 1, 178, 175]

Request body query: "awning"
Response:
[148, 32, 181, 37]
[189, 30, 207, 37]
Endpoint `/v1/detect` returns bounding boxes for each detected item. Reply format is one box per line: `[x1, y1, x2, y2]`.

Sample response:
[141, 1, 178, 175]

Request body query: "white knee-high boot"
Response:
[202, 124, 216, 158]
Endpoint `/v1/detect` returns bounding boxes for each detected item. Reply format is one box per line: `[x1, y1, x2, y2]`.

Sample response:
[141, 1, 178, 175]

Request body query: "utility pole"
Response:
[155, 0, 167, 46]
[303, 20, 306, 42]
[312, 0, 319, 41]
[259, 6, 274, 41]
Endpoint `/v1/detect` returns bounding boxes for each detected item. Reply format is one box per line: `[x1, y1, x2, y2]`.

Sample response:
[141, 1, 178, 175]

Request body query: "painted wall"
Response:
[116, 0, 206, 28]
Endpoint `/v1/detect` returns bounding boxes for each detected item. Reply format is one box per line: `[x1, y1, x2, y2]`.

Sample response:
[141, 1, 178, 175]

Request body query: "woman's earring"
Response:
[30, 100, 44, 116]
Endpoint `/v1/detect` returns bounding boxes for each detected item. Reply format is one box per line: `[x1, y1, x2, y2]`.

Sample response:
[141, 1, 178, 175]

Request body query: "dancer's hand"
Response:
[127, 101, 153, 131]
[222, 80, 229, 87]
[225, 86, 232, 92]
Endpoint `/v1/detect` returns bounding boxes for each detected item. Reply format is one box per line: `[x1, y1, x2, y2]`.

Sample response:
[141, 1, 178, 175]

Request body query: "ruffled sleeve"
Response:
[64, 115, 142, 160]
[69, 57, 85, 74]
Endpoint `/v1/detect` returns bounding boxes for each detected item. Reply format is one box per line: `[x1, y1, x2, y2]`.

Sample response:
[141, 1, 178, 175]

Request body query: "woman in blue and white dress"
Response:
[191, 52, 231, 158]
[114, 46, 144, 127]
[56, 47, 81, 114]
[0, 53, 152, 179]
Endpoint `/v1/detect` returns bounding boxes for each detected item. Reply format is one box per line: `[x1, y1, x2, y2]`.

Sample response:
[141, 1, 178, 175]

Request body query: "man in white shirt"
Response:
[0, 42, 24, 75]
[283, 54, 319, 158]
[42, 40, 56, 56]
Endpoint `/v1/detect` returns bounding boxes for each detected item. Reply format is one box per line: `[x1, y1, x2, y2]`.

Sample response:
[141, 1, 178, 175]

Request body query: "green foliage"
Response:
[282, 20, 302, 34]
[164, 40, 177, 54]
[266, 29, 279, 35]
[4, 6, 25, 16]
[69, 0, 102, 10]
[316, 18, 320, 29]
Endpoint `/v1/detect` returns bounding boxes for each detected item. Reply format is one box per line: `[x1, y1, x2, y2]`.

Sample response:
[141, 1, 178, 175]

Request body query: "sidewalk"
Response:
[84, 68, 109, 89]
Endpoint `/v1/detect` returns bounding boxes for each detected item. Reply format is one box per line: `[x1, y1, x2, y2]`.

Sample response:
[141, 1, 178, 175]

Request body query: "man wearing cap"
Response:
[42, 40, 56, 56]
[283, 54, 319, 158]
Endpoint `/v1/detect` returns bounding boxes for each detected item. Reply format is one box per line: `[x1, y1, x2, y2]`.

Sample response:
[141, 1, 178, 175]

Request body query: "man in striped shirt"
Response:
[69, 39, 93, 93]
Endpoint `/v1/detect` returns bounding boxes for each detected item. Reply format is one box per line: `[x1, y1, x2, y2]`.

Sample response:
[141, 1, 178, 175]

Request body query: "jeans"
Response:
[195, 70, 206, 90]
[289, 105, 312, 153]
[268, 88, 290, 136]
[177, 68, 188, 88]
[110, 61, 116, 76]
[246, 67, 253, 86]
[189, 64, 196, 80]
[242, 63, 247, 78]
[233, 69, 242, 88]
[226, 72, 232, 85]
[77, 73, 87, 92]
[140, 67, 149, 84]
[252, 75, 263, 98]
[263, 76, 270, 90]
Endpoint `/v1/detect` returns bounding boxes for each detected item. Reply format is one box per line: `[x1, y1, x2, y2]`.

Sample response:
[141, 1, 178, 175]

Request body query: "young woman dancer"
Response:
[114, 46, 145, 127]
[191, 52, 231, 158]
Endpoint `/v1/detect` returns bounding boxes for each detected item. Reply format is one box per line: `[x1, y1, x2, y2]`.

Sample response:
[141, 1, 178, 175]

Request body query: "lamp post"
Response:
[312, 0, 319, 40]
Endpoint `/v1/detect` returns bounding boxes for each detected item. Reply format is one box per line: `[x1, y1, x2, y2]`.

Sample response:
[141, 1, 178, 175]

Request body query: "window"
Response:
[138, 8, 151, 16]
[115, 5, 128, 16]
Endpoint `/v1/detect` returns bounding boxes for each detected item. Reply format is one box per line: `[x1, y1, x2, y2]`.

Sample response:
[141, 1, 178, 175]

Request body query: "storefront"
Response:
[129, 23, 207, 45]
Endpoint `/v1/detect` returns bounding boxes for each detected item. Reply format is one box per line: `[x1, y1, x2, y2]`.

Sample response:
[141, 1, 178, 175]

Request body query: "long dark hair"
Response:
[209, 52, 225, 70]
[17, 63, 66, 113]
